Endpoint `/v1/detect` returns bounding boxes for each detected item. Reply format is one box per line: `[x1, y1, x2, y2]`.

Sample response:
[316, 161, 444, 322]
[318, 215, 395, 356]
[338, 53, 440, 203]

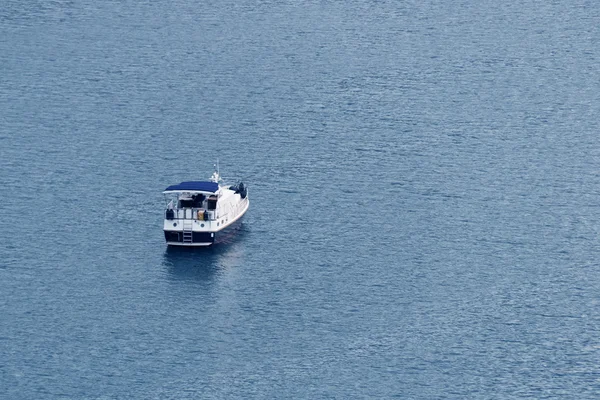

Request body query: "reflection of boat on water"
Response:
[162, 165, 249, 247]
[163, 229, 248, 282]
[163, 245, 224, 281]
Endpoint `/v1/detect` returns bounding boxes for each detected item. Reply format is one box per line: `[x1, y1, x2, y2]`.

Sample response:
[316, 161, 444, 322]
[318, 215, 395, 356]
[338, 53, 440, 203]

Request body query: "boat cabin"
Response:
[163, 181, 220, 221]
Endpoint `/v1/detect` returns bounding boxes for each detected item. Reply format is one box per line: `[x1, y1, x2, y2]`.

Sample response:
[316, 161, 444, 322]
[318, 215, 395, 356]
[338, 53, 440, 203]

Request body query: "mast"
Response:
[210, 160, 221, 183]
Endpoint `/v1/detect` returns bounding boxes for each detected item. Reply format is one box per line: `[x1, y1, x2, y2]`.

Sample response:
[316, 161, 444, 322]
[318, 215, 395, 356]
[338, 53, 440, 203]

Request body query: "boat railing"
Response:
[165, 196, 247, 222]
[165, 207, 219, 221]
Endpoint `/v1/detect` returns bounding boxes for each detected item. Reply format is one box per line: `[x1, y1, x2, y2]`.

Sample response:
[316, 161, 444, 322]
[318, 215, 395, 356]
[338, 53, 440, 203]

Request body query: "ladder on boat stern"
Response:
[182, 220, 193, 244]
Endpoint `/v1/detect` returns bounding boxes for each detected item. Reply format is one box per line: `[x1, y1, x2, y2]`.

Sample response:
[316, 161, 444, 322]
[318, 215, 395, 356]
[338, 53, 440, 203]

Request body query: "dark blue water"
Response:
[2, 1, 600, 398]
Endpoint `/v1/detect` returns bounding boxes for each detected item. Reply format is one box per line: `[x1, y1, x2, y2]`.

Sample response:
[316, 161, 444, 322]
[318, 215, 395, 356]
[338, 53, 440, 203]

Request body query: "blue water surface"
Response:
[2, 1, 600, 398]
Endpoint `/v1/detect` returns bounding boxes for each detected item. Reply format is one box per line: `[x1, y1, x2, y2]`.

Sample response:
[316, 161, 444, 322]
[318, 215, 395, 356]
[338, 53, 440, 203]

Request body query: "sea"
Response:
[1, 1, 600, 398]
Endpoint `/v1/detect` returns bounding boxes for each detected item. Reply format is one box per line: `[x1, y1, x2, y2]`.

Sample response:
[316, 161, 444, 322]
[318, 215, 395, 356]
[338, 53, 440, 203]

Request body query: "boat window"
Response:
[207, 196, 218, 210]
[192, 194, 205, 207]
[179, 199, 194, 208]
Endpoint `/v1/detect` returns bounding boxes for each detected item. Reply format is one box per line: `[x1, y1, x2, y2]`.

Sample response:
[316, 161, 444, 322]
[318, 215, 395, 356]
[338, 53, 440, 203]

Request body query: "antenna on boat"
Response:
[210, 159, 221, 183]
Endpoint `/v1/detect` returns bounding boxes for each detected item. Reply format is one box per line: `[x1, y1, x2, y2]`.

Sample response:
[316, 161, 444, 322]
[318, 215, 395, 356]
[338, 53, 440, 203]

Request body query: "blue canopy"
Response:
[164, 181, 219, 193]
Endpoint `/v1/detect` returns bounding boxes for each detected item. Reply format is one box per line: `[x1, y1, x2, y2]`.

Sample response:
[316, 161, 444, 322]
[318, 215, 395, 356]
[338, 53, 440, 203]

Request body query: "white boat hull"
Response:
[164, 197, 249, 247]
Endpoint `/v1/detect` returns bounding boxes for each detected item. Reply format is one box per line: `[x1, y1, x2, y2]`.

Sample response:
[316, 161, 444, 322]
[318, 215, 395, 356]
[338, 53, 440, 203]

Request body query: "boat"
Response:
[162, 166, 249, 246]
